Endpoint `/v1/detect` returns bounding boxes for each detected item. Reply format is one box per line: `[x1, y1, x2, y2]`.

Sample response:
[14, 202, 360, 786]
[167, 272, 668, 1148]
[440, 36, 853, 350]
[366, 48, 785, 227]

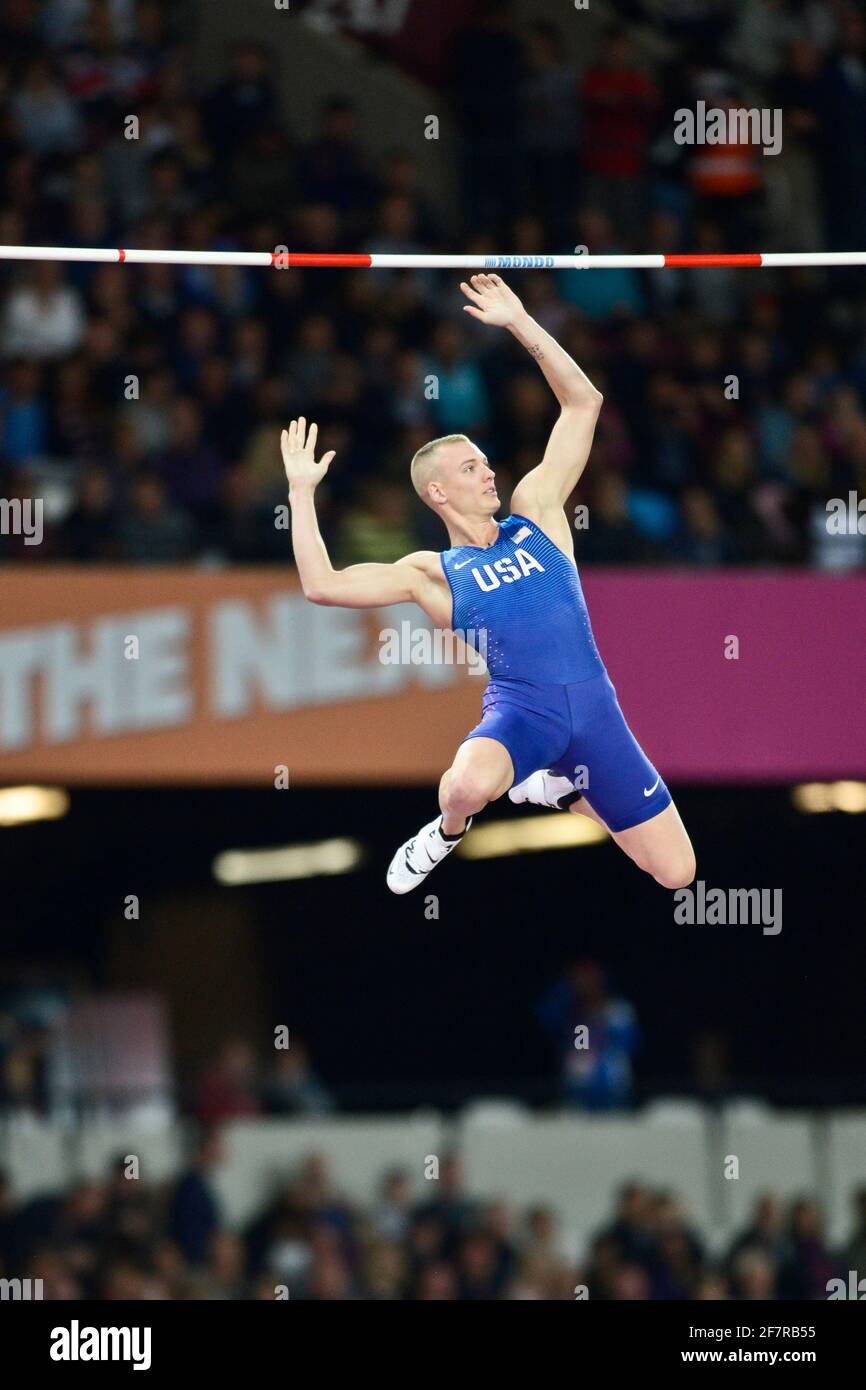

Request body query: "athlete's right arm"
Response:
[281, 418, 433, 609]
[290, 485, 432, 607]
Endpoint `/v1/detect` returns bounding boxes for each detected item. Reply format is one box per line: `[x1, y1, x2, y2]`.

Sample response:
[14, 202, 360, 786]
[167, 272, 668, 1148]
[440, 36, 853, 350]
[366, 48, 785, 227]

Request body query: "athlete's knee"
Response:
[442, 767, 496, 816]
[653, 846, 697, 891]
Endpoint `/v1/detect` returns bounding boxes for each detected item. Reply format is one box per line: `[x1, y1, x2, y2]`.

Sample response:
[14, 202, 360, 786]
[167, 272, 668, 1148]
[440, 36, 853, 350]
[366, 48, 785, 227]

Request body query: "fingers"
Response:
[461, 274, 498, 298]
[460, 279, 486, 306]
[321, 450, 336, 468]
[463, 305, 484, 319]
[284, 419, 330, 466]
[285, 418, 319, 451]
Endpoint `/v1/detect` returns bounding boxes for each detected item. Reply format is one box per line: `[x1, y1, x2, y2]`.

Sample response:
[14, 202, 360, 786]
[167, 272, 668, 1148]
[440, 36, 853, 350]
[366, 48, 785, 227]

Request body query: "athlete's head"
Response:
[410, 434, 499, 523]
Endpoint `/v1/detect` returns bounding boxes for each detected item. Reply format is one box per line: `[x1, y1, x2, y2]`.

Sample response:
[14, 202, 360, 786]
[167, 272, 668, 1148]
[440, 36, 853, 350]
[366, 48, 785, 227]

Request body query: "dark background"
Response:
[3, 781, 862, 1108]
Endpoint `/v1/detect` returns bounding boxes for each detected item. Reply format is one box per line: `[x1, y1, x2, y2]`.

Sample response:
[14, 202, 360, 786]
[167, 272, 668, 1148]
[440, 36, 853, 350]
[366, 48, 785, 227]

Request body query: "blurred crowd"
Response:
[0, 1001, 335, 1120]
[0, 984, 737, 1121]
[1, 968, 638, 1119]
[193, 1037, 335, 1123]
[0, 0, 864, 568]
[1, 1143, 864, 1300]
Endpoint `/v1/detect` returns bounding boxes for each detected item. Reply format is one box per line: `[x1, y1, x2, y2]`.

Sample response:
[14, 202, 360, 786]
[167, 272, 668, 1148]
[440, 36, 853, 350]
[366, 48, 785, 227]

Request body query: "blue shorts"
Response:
[463, 670, 672, 834]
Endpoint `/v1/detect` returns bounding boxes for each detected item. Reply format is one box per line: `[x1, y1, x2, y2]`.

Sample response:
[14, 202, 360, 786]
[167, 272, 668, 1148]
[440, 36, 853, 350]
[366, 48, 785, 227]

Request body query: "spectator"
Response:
[10, 57, 82, 155]
[371, 1169, 413, 1244]
[1, 265, 85, 360]
[520, 22, 581, 242]
[733, 1247, 778, 1299]
[727, 1193, 788, 1281]
[199, 1230, 246, 1300]
[205, 42, 277, 155]
[424, 320, 490, 438]
[117, 470, 195, 564]
[412, 1152, 477, 1247]
[336, 479, 418, 566]
[777, 1197, 841, 1300]
[673, 486, 736, 565]
[457, 1228, 505, 1299]
[450, 0, 526, 234]
[152, 397, 225, 528]
[559, 209, 648, 320]
[168, 1128, 224, 1269]
[581, 28, 658, 243]
[214, 462, 285, 564]
[598, 1181, 657, 1271]
[576, 473, 660, 565]
[59, 463, 116, 560]
[0, 361, 48, 462]
[815, 7, 866, 253]
[261, 1041, 335, 1117]
[687, 74, 765, 251]
[48, 357, 107, 462]
[195, 1038, 261, 1123]
[363, 1240, 407, 1300]
[298, 97, 374, 224]
[536, 960, 639, 1109]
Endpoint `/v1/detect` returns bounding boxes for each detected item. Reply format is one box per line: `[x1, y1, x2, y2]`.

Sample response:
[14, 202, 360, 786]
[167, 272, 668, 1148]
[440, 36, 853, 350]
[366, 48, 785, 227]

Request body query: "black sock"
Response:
[439, 815, 471, 841]
[556, 790, 583, 811]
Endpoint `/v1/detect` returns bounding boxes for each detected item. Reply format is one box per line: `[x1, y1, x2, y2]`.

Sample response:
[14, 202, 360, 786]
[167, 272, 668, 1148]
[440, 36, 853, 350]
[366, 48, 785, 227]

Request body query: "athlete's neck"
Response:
[443, 514, 500, 550]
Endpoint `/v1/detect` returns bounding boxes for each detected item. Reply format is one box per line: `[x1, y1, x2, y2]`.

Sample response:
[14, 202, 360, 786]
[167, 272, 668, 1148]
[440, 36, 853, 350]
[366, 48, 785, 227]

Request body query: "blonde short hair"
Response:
[409, 433, 470, 505]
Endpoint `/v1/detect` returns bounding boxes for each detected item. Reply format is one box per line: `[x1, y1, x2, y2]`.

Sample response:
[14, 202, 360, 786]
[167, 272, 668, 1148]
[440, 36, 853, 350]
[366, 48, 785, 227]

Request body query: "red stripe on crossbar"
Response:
[664, 254, 763, 267]
[118, 248, 126, 262]
[275, 253, 373, 267]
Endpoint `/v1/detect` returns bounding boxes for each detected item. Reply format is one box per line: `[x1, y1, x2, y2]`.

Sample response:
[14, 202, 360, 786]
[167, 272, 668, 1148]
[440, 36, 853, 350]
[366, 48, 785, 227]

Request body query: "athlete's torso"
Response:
[439, 513, 604, 683]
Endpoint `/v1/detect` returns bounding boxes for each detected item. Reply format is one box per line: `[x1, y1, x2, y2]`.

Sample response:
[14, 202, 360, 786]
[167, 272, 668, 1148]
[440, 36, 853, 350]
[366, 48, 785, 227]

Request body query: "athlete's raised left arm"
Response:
[460, 274, 602, 512]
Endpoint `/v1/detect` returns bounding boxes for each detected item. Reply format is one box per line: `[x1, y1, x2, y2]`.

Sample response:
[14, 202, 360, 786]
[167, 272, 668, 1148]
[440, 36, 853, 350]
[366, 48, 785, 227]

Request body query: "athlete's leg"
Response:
[439, 737, 514, 835]
[535, 672, 697, 890]
[388, 681, 567, 895]
[386, 738, 514, 895]
[567, 796, 607, 828]
[509, 766, 694, 887]
[570, 796, 696, 890]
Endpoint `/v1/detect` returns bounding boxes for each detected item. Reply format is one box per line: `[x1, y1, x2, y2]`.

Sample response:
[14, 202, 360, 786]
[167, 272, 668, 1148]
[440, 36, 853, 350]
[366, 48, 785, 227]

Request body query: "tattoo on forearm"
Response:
[528, 341, 545, 361]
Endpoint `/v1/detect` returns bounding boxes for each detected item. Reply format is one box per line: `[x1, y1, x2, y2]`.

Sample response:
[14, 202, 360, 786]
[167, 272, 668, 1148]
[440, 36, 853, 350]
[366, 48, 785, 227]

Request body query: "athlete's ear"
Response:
[428, 480, 447, 507]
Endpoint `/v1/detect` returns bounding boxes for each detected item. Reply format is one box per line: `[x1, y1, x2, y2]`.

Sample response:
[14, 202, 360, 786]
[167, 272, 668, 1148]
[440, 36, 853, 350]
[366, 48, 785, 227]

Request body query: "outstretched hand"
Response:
[281, 417, 336, 491]
[459, 273, 525, 328]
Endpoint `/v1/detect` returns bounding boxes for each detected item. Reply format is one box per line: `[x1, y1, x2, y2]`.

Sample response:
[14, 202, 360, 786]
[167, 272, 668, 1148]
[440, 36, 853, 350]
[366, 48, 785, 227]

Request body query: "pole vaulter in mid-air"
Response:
[280, 273, 696, 895]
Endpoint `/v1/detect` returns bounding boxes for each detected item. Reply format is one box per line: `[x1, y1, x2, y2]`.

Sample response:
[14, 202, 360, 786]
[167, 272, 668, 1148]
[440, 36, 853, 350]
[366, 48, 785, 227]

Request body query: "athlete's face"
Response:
[435, 442, 499, 517]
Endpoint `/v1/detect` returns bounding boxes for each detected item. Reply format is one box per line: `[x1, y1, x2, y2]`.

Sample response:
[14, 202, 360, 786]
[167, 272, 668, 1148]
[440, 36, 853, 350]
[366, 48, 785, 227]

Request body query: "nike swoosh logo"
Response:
[453, 558, 475, 569]
[644, 775, 661, 797]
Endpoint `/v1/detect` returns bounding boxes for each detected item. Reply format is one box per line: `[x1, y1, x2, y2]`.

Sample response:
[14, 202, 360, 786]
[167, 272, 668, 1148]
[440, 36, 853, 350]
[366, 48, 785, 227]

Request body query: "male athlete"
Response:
[281, 274, 696, 895]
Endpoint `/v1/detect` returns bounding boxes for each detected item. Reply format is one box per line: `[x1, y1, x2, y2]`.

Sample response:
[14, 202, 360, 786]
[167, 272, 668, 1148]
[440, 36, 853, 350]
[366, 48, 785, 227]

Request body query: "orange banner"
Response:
[0, 567, 483, 783]
[3, 567, 865, 783]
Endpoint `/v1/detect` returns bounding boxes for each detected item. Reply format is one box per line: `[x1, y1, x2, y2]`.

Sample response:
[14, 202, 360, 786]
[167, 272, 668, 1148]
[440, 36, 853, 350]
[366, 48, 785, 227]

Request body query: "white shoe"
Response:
[386, 814, 472, 895]
[508, 769, 582, 811]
